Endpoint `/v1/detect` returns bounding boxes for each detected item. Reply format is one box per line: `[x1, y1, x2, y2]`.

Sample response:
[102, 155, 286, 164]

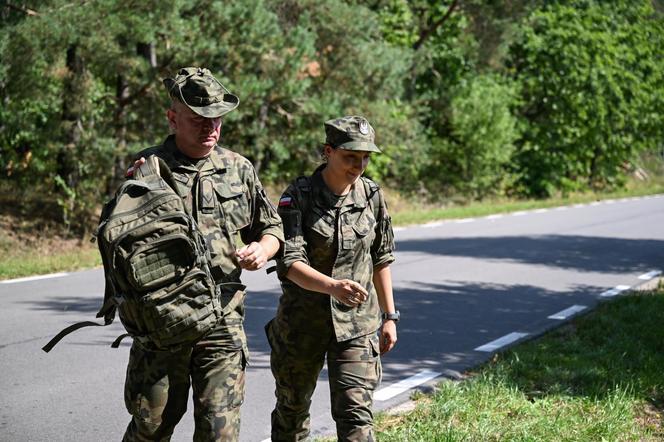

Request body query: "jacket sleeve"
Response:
[276, 184, 309, 279]
[240, 166, 285, 247]
[370, 188, 396, 268]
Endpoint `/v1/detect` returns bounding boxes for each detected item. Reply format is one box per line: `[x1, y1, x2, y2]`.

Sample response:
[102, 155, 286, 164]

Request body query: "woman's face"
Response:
[325, 145, 371, 185]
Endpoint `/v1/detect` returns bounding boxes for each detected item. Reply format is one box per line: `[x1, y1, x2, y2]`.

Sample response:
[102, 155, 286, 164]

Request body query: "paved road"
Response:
[1, 195, 662, 441]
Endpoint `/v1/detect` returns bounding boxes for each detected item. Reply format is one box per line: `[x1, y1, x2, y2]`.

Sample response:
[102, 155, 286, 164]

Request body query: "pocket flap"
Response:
[214, 182, 245, 200]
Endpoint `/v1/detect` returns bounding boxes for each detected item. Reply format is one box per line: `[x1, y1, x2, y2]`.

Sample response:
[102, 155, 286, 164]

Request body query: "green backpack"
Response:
[43, 156, 226, 352]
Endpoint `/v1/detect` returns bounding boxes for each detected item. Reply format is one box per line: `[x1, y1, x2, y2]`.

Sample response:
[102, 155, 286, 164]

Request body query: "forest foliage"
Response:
[1, 0, 662, 231]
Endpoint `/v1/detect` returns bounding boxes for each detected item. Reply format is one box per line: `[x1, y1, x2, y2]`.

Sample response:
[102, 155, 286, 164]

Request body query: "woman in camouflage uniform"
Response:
[266, 116, 398, 441]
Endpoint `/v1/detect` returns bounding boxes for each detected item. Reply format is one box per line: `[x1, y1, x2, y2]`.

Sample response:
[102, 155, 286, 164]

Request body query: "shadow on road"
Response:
[374, 279, 606, 382]
[396, 235, 663, 274]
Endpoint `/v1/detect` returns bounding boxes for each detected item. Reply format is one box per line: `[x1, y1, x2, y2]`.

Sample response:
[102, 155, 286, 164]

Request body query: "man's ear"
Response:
[166, 108, 177, 131]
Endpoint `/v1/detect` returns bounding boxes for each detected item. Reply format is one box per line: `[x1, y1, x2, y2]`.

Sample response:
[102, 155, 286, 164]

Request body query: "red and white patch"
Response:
[278, 196, 293, 207]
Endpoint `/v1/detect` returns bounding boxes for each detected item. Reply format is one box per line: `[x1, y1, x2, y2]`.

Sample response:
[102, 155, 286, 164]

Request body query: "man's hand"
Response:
[330, 279, 368, 307]
[235, 242, 269, 270]
[126, 157, 146, 177]
[379, 319, 397, 354]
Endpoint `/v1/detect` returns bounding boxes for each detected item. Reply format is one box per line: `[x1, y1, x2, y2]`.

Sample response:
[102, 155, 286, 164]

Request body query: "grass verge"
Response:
[1, 178, 663, 280]
[376, 289, 664, 441]
[388, 180, 664, 226]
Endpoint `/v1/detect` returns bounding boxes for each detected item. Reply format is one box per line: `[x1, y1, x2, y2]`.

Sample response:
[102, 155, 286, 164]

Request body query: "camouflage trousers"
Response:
[265, 316, 381, 442]
[123, 311, 247, 442]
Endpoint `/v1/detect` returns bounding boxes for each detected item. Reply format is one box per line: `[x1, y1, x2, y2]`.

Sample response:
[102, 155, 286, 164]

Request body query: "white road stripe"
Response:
[600, 285, 631, 298]
[486, 214, 503, 220]
[1, 272, 68, 284]
[374, 370, 441, 401]
[638, 270, 662, 280]
[572, 204, 585, 208]
[423, 222, 444, 228]
[548, 305, 587, 320]
[474, 332, 529, 352]
[533, 208, 548, 214]
[512, 211, 527, 216]
[455, 218, 475, 224]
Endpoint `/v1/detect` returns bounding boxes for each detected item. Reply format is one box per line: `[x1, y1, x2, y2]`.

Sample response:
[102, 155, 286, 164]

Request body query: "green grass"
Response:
[376, 290, 664, 441]
[0, 240, 101, 280]
[390, 181, 664, 226]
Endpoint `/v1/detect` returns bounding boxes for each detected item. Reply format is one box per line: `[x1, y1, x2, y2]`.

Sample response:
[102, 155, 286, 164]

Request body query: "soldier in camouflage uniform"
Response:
[266, 116, 399, 441]
[123, 67, 284, 441]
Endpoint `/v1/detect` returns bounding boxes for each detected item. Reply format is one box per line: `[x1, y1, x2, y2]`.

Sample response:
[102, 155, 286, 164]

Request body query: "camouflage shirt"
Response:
[276, 165, 395, 342]
[136, 135, 284, 288]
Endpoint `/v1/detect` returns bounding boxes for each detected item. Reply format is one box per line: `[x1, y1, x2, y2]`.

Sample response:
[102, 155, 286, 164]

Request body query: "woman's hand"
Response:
[330, 279, 368, 307]
[379, 319, 397, 354]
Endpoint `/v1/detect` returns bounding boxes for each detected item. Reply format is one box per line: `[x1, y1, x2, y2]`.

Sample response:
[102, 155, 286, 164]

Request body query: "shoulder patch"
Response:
[278, 195, 293, 207]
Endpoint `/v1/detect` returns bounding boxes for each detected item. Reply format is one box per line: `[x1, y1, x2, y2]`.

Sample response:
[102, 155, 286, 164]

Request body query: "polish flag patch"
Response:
[278, 196, 293, 207]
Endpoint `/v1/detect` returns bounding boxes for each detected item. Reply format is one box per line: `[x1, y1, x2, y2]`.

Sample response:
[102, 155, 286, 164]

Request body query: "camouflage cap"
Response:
[163, 67, 239, 118]
[324, 116, 381, 153]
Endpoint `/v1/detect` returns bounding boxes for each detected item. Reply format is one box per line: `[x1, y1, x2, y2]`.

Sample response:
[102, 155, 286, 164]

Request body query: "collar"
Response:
[161, 135, 227, 174]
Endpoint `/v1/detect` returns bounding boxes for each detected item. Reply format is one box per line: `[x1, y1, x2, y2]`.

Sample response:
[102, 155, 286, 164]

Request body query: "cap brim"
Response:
[188, 94, 240, 118]
[336, 140, 381, 153]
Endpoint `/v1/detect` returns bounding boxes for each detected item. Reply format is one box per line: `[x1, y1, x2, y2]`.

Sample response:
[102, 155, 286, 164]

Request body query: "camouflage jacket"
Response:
[136, 135, 284, 290]
[276, 165, 395, 342]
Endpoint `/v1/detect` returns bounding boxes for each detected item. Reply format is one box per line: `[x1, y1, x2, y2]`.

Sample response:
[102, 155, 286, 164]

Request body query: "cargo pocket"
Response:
[366, 334, 382, 390]
[215, 182, 251, 233]
[352, 211, 376, 250]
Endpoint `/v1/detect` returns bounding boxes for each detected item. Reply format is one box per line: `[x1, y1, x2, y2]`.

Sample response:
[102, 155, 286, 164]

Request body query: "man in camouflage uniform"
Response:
[266, 116, 399, 441]
[123, 67, 284, 441]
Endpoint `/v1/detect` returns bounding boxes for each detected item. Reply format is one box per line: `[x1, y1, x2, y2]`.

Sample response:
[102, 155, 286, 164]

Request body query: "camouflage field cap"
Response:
[324, 116, 381, 153]
[163, 67, 239, 118]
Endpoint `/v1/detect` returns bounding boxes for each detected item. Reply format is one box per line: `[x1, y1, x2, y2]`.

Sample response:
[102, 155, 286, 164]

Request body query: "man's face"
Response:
[167, 101, 222, 158]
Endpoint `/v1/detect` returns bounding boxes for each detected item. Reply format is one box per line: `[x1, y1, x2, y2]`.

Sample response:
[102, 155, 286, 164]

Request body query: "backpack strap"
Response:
[41, 318, 113, 353]
[362, 177, 381, 220]
[133, 155, 182, 196]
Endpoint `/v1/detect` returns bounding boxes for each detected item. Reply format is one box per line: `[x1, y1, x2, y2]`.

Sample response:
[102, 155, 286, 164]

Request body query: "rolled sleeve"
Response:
[370, 188, 395, 268]
[276, 186, 309, 279]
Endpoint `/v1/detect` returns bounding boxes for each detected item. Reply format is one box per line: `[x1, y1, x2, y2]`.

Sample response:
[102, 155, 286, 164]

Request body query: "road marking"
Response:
[533, 208, 548, 214]
[548, 305, 587, 320]
[638, 270, 662, 280]
[553, 206, 568, 211]
[589, 201, 600, 206]
[512, 211, 527, 216]
[455, 218, 475, 224]
[1, 272, 68, 284]
[374, 370, 441, 401]
[423, 221, 444, 228]
[600, 285, 631, 298]
[486, 214, 503, 220]
[475, 332, 529, 352]
[572, 203, 585, 208]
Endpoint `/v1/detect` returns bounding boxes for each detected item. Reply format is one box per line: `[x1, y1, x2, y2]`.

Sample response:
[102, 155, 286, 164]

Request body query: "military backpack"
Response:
[43, 156, 224, 352]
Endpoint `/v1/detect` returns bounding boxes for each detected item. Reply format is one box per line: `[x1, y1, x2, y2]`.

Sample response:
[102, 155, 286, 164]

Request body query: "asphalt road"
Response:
[1, 195, 662, 441]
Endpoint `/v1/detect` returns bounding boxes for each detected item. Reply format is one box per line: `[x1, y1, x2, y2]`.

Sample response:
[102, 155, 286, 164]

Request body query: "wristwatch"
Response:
[381, 310, 400, 323]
